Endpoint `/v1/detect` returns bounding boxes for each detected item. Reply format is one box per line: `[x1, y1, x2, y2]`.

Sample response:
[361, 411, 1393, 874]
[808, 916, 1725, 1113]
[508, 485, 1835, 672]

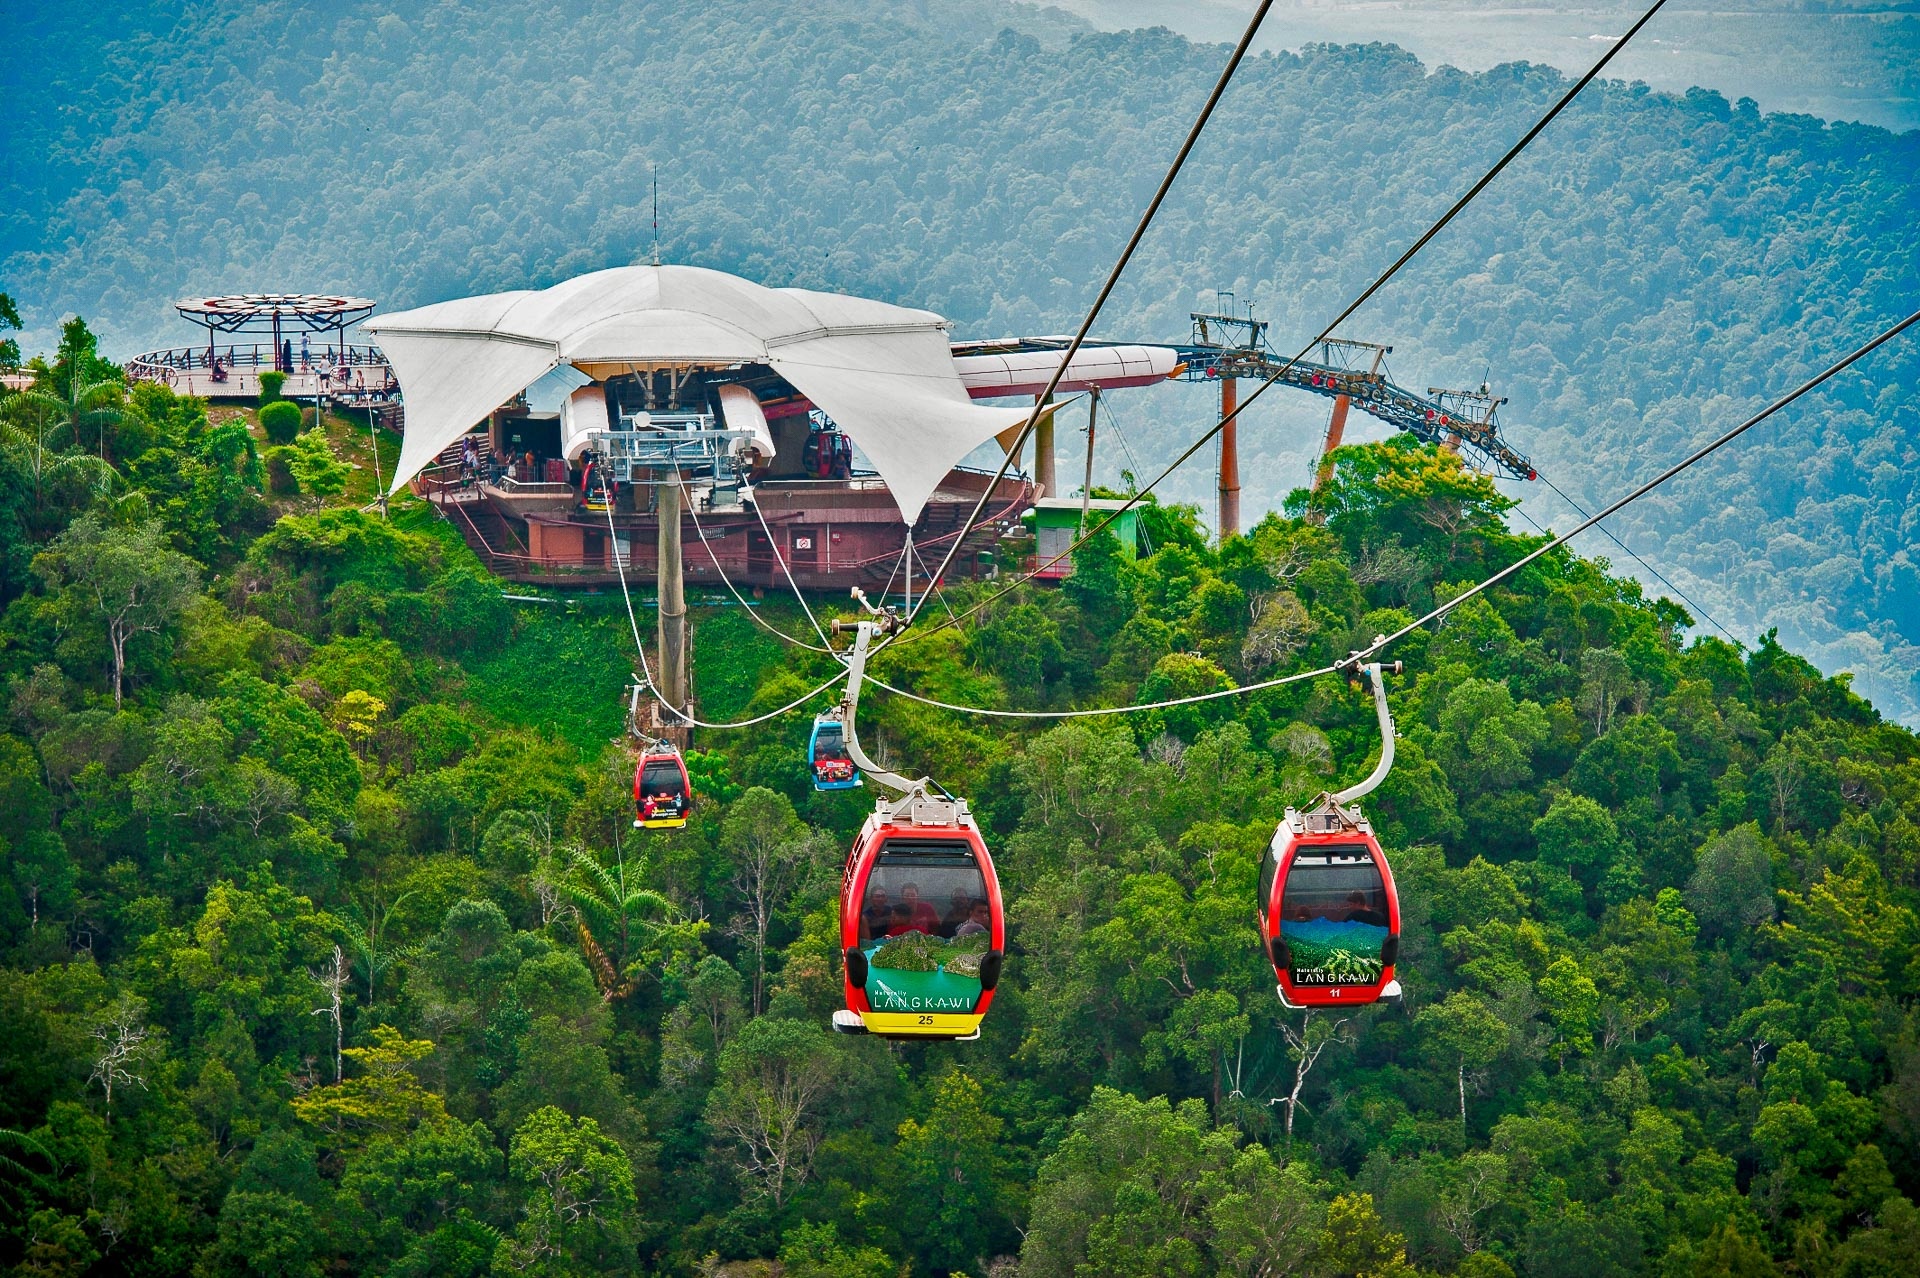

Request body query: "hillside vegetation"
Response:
[1, 321, 1919, 1276]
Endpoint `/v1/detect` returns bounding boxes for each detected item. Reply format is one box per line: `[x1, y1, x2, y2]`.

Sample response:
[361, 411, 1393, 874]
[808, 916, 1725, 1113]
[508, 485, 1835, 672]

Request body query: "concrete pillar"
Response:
[1034, 393, 1056, 498]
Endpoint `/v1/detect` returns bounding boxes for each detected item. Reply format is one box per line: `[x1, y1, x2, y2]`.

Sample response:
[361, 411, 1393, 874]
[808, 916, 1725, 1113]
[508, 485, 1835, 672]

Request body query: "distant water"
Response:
[1052, 0, 1920, 131]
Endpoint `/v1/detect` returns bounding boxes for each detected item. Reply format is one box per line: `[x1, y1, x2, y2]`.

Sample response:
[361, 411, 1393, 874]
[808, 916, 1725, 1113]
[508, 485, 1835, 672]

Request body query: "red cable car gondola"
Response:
[827, 608, 1005, 1041]
[836, 794, 1004, 1040]
[633, 739, 692, 830]
[1260, 660, 1405, 1009]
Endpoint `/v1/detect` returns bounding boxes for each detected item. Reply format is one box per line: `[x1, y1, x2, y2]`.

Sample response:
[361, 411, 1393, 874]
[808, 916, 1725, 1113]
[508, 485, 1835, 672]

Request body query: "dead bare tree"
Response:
[1272, 1011, 1353, 1153]
[311, 945, 348, 1084]
[88, 996, 153, 1117]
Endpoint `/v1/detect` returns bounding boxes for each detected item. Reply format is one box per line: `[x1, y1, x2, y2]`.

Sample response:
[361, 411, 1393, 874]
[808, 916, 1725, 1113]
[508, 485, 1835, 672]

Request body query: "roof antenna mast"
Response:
[651, 167, 661, 267]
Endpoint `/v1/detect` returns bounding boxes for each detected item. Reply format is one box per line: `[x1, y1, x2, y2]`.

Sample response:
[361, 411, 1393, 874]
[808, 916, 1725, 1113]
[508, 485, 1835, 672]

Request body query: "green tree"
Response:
[1418, 992, 1508, 1125]
[0, 290, 20, 371]
[292, 1025, 448, 1147]
[31, 513, 200, 706]
[721, 786, 827, 1014]
[893, 1071, 1017, 1274]
[778, 1220, 897, 1278]
[703, 1016, 840, 1209]
[259, 399, 302, 445]
[12, 317, 122, 462]
[494, 1106, 639, 1276]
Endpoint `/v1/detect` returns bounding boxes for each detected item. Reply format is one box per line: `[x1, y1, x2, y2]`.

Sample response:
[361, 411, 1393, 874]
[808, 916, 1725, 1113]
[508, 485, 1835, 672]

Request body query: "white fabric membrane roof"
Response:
[368, 265, 1061, 522]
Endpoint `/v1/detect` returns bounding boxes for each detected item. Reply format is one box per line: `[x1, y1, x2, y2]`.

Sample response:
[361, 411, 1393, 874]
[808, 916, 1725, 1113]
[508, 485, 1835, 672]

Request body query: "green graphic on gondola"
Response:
[863, 931, 988, 1012]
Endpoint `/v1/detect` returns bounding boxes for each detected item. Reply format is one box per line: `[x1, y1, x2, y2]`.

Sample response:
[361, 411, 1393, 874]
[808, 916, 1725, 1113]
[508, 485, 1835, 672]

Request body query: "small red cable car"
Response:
[1259, 659, 1404, 1009]
[834, 792, 1004, 1040]
[633, 741, 692, 830]
[1260, 799, 1401, 1008]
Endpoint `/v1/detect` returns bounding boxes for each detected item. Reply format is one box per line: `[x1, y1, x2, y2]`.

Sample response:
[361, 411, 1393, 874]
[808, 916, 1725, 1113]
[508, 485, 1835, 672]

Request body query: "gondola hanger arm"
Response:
[1332, 654, 1401, 806]
[833, 616, 917, 794]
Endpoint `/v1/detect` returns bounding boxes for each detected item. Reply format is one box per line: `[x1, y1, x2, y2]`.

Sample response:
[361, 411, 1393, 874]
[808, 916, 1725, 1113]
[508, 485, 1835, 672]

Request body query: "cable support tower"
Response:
[836, 309, 1918, 724]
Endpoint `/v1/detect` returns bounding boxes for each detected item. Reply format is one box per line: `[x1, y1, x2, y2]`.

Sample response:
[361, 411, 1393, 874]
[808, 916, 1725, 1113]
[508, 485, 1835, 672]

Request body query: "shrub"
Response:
[257, 369, 287, 403]
[264, 445, 299, 495]
[259, 400, 302, 444]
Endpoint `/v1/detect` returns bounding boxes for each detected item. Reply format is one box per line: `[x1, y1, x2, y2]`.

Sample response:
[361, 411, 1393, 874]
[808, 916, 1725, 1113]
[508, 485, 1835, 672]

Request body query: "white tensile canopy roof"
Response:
[368, 265, 1057, 522]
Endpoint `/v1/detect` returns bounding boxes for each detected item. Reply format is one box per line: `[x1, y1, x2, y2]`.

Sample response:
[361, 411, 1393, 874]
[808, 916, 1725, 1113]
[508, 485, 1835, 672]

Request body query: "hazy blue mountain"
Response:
[1057, 0, 1920, 132]
[4, 0, 1916, 718]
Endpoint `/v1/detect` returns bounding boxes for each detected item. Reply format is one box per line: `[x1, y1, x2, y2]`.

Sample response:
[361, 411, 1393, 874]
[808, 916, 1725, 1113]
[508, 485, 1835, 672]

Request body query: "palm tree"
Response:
[10, 364, 123, 464]
[0, 1126, 52, 1198]
[0, 393, 112, 512]
[560, 846, 683, 1002]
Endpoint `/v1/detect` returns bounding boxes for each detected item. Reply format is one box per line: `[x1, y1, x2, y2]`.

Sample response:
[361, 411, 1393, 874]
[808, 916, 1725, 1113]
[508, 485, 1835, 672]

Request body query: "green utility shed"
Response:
[1029, 497, 1141, 579]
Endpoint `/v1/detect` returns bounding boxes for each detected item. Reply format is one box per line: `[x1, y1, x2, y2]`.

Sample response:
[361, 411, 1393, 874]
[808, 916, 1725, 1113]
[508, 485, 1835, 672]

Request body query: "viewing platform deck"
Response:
[129, 343, 397, 405]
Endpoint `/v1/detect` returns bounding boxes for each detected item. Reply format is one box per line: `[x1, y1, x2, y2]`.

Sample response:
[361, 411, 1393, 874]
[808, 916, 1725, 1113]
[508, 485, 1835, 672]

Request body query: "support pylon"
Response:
[1033, 393, 1056, 498]
[1217, 376, 1240, 541]
[655, 473, 687, 716]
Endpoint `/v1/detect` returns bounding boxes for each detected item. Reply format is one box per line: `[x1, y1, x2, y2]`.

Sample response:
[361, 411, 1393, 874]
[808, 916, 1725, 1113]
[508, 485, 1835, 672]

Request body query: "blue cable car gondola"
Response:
[809, 714, 861, 790]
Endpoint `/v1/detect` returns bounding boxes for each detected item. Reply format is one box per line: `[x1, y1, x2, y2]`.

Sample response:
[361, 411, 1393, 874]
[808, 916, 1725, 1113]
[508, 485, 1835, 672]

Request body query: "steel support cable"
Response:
[1527, 470, 1739, 643]
[863, 664, 1338, 719]
[747, 490, 836, 649]
[673, 471, 836, 653]
[899, 0, 1282, 636]
[601, 488, 847, 729]
[897, 0, 1672, 647]
[1349, 308, 1920, 667]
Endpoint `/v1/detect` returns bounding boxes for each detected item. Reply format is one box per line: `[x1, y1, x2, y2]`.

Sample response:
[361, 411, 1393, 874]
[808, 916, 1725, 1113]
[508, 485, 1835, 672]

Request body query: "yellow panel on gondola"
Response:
[858, 1011, 986, 1039]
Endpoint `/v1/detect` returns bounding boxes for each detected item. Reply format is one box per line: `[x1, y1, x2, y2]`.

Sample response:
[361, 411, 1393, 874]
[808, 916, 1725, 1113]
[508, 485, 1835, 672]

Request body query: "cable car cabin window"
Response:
[813, 724, 848, 762]
[639, 762, 684, 797]
[856, 839, 992, 1017]
[1278, 845, 1390, 987]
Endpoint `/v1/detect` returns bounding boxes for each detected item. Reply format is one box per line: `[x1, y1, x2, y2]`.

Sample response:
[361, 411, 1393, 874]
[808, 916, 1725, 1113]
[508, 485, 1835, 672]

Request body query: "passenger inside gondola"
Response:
[899, 883, 941, 934]
[861, 888, 892, 940]
[953, 900, 991, 937]
[857, 840, 986, 944]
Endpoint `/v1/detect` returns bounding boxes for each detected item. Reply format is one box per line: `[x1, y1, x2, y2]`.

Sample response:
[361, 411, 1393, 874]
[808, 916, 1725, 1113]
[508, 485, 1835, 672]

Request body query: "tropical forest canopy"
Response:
[2, 0, 1917, 720]
[1, 318, 1919, 1276]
